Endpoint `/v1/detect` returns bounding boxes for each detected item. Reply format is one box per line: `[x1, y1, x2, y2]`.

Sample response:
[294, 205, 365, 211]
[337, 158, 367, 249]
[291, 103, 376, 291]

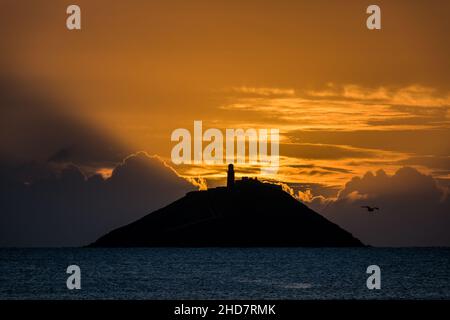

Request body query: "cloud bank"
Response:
[304, 167, 450, 246]
[0, 152, 195, 246]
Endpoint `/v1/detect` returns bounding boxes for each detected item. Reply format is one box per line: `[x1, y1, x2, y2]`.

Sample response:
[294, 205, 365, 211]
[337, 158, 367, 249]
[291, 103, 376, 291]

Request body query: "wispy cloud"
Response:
[220, 84, 450, 131]
[228, 86, 296, 97]
[169, 84, 449, 195]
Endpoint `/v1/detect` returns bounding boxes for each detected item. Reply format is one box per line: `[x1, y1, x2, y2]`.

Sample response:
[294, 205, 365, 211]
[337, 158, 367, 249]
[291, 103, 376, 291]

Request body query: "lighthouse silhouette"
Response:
[227, 164, 235, 189]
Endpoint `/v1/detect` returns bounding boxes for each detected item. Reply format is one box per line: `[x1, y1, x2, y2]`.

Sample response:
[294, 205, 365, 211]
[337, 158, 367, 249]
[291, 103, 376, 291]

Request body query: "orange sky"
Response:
[1, 0, 449, 198]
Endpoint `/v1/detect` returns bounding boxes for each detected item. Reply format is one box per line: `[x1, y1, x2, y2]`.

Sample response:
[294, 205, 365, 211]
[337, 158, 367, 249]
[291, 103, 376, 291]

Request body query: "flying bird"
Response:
[361, 206, 379, 213]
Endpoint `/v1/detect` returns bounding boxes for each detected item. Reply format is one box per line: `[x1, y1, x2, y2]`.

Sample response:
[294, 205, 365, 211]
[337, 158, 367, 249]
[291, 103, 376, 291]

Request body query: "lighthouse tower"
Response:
[227, 164, 235, 189]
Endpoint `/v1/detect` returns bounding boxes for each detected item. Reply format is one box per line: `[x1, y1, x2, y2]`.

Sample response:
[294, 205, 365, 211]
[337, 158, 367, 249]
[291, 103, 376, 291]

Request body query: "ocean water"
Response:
[0, 248, 449, 299]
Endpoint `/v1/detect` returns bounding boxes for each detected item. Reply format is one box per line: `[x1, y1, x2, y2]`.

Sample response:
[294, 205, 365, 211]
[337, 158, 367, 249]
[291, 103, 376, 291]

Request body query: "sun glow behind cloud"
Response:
[170, 84, 450, 193]
[1, 0, 449, 205]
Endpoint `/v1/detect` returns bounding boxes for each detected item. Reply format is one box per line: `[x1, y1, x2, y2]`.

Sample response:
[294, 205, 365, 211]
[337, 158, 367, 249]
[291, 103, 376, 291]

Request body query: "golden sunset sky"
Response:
[1, 0, 449, 199]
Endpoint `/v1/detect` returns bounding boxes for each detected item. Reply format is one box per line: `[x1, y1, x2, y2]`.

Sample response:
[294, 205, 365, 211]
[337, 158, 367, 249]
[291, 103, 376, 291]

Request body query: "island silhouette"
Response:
[89, 164, 364, 247]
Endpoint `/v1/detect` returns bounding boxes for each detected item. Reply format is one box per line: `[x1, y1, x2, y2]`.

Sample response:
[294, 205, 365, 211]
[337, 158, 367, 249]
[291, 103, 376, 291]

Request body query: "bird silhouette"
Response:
[361, 206, 379, 212]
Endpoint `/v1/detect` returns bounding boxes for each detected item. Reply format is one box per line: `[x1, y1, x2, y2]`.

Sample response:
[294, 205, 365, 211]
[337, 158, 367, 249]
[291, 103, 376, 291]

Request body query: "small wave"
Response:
[234, 278, 264, 284]
[279, 283, 313, 289]
[235, 278, 313, 289]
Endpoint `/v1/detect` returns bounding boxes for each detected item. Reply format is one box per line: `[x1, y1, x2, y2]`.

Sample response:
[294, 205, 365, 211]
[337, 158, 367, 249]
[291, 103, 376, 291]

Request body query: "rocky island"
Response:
[89, 164, 364, 247]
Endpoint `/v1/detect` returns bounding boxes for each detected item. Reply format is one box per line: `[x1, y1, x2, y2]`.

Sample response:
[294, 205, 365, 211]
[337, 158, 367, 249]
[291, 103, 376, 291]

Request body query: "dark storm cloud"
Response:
[0, 77, 130, 169]
[0, 152, 195, 247]
[309, 167, 450, 246]
[0, 78, 198, 246]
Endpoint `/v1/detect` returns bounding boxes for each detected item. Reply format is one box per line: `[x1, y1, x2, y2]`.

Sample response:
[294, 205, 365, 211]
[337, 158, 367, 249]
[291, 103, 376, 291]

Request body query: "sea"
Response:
[0, 248, 449, 300]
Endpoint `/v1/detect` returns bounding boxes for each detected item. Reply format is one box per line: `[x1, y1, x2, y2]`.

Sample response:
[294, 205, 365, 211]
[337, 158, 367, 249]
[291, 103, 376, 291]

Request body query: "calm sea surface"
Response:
[0, 248, 449, 299]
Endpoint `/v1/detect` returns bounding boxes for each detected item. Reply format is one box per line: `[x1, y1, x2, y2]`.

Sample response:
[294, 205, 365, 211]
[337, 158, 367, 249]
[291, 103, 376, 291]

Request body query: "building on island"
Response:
[227, 164, 235, 189]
